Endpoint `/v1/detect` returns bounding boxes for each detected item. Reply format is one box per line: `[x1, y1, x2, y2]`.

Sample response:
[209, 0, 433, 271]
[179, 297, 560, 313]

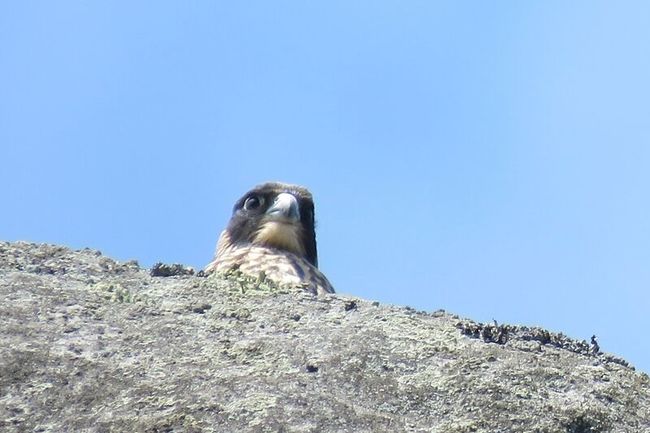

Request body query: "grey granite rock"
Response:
[1, 241, 648, 432]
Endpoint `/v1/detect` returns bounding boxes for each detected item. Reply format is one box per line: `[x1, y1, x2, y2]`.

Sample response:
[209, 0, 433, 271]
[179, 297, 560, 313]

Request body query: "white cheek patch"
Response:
[253, 221, 305, 257]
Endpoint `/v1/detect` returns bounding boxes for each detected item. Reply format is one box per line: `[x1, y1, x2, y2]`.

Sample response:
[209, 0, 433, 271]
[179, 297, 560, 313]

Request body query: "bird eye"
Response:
[243, 195, 263, 211]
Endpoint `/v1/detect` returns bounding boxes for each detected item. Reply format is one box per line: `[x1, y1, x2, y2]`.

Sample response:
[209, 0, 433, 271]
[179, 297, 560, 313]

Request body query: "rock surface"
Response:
[0, 241, 648, 433]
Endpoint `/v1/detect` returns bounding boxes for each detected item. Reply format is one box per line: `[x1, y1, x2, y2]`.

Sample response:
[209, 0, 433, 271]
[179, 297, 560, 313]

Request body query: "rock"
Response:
[0, 241, 649, 432]
[150, 262, 195, 277]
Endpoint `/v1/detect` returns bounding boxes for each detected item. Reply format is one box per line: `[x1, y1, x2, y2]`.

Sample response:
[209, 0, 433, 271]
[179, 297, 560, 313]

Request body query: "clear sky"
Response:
[2, 2, 649, 373]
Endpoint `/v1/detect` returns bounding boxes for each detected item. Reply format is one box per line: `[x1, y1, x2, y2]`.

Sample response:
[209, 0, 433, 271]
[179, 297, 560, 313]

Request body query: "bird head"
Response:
[221, 182, 319, 267]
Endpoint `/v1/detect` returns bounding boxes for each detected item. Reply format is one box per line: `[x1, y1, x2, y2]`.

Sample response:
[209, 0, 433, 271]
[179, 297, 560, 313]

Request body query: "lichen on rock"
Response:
[0, 241, 648, 432]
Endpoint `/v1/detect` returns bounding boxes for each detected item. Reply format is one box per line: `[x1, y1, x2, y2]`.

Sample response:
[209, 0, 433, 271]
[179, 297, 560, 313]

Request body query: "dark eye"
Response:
[243, 195, 263, 211]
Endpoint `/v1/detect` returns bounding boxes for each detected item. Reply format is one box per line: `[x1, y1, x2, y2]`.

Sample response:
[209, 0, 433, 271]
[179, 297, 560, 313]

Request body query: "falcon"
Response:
[205, 182, 335, 295]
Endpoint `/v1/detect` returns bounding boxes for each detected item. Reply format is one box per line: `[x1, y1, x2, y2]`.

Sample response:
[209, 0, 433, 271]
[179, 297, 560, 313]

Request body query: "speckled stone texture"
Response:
[1, 241, 649, 432]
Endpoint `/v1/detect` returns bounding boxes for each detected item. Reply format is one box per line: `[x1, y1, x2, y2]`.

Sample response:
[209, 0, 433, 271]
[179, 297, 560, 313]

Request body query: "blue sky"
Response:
[2, 2, 649, 373]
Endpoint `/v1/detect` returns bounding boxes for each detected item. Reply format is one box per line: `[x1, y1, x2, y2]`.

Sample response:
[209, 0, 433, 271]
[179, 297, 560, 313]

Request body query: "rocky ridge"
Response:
[1, 241, 648, 432]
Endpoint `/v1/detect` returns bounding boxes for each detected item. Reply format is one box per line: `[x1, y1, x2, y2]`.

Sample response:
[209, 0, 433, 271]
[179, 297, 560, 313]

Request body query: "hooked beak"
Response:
[265, 192, 300, 222]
